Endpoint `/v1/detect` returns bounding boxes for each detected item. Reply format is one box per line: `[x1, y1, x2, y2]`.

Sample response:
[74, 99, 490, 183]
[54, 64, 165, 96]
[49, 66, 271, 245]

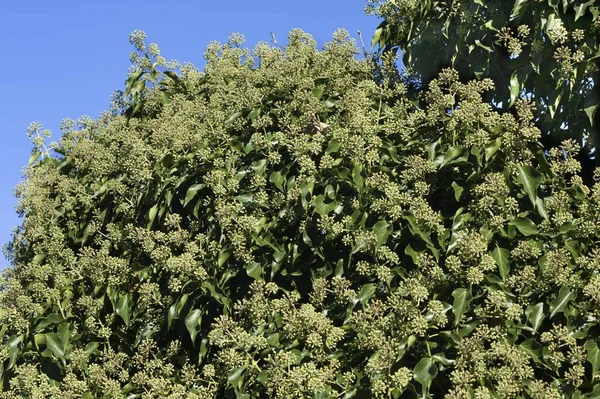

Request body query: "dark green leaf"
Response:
[185, 309, 203, 345]
[451, 182, 463, 201]
[525, 302, 545, 333]
[147, 204, 158, 229]
[517, 165, 543, 207]
[354, 284, 376, 306]
[549, 286, 576, 318]
[509, 217, 538, 236]
[451, 288, 471, 327]
[45, 333, 66, 360]
[413, 357, 435, 396]
[183, 184, 204, 207]
[491, 246, 510, 280]
[115, 294, 132, 326]
[227, 366, 247, 387]
[585, 340, 600, 379]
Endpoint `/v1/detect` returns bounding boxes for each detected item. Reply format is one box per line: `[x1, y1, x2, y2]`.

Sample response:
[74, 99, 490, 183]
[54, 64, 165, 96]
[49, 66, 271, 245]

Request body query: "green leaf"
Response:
[373, 220, 391, 248]
[224, 111, 242, 124]
[509, 217, 538, 236]
[583, 104, 598, 127]
[352, 163, 364, 192]
[371, 26, 383, 49]
[549, 286, 576, 318]
[491, 246, 510, 280]
[451, 288, 471, 327]
[431, 352, 454, 366]
[183, 184, 204, 207]
[354, 284, 377, 306]
[164, 70, 181, 82]
[227, 366, 247, 387]
[28, 151, 41, 166]
[185, 309, 203, 345]
[269, 171, 284, 191]
[510, 0, 529, 20]
[436, 146, 465, 167]
[517, 165, 543, 207]
[125, 71, 144, 98]
[413, 357, 435, 397]
[325, 139, 341, 154]
[525, 302, 545, 333]
[168, 294, 188, 329]
[36, 313, 64, 330]
[585, 340, 600, 379]
[147, 204, 158, 229]
[451, 182, 463, 201]
[535, 197, 549, 220]
[235, 192, 253, 204]
[45, 333, 66, 361]
[84, 342, 99, 357]
[115, 294, 132, 326]
[484, 137, 502, 160]
[246, 262, 262, 279]
[574, 1, 595, 21]
[519, 338, 542, 363]
[509, 70, 521, 106]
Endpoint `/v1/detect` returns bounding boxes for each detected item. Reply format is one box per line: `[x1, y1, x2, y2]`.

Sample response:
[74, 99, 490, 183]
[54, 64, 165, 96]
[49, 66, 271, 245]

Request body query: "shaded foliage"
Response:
[367, 0, 600, 166]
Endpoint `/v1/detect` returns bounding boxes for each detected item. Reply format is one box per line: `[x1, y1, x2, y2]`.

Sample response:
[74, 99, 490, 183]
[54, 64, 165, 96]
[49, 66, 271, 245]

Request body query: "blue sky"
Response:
[0, 0, 379, 266]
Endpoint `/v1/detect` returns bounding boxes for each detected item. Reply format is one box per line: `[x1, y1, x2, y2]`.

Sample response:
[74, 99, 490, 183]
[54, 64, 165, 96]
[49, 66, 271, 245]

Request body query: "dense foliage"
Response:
[367, 0, 600, 162]
[2, 28, 600, 398]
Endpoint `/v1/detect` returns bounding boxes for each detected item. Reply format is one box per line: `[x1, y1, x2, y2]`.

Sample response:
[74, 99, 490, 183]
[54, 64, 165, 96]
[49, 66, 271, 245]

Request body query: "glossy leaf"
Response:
[525, 302, 545, 333]
[549, 286, 576, 318]
[451, 288, 471, 327]
[509, 217, 538, 236]
[517, 165, 543, 207]
[491, 246, 510, 280]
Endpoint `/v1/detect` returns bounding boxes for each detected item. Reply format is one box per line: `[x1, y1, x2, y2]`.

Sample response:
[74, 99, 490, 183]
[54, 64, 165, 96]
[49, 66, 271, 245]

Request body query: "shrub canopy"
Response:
[2, 29, 600, 398]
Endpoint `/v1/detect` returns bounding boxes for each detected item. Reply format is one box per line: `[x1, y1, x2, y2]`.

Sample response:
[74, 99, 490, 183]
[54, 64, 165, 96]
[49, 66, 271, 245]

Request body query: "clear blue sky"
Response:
[0, 0, 379, 266]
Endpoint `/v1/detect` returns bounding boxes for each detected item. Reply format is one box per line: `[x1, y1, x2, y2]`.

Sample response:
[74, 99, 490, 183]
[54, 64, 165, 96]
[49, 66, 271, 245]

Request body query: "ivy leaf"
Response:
[115, 294, 132, 326]
[373, 220, 391, 248]
[371, 25, 384, 49]
[510, 0, 529, 20]
[517, 165, 543, 207]
[525, 302, 545, 333]
[44, 333, 66, 361]
[125, 71, 144, 98]
[583, 104, 598, 126]
[354, 284, 377, 306]
[509, 217, 538, 236]
[574, 1, 595, 21]
[491, 246, 510, 280]
[451, 182, 463, 201]
[584, 340, 600, 379]
[147, 204, 158, 229]
[413, 357, 435, 397]
[451, 288, 471, 327]
[224, 111, 242, 125]
[183, 184, 204, 207]
[184, 309, 203, 345]
[84, 342, 99, 357]
[509, 70, 521, 106]
[28, 151, 41, 166]
[168, 294, 189, 329]
[227, 366, 247, 388]
[549, 286, 576, 318]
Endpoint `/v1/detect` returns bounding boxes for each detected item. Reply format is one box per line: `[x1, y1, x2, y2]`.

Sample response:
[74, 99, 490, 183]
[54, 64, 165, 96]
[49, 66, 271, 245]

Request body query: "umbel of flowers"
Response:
[1, 29, 600, 398]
